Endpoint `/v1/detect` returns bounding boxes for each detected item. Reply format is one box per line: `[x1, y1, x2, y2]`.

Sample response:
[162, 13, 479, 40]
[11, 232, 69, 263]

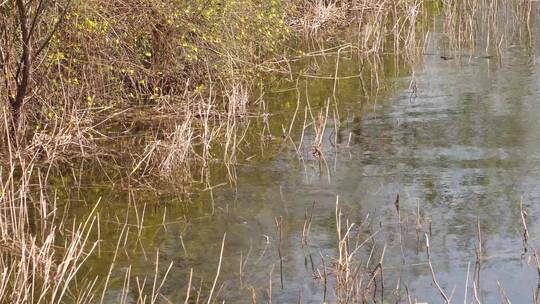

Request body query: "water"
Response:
[70, 18, 540, 304]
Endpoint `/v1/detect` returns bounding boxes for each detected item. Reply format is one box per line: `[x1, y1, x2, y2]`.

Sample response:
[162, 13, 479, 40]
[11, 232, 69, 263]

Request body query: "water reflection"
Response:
[72, 25, 540, 304]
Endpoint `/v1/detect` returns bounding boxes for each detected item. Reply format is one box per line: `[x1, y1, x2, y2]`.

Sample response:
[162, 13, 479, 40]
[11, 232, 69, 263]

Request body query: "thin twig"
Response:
[207, 233, 226, 304]
[425, 233, 449, 303]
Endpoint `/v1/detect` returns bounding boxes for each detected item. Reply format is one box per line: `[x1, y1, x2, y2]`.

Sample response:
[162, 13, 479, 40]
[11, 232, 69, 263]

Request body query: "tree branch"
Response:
[34, 0, 72, 58]
[13, 0, 31, 119]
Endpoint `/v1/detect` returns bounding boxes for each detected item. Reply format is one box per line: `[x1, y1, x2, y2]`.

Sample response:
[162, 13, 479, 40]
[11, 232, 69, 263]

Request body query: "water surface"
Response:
[72, 19, 540, 304]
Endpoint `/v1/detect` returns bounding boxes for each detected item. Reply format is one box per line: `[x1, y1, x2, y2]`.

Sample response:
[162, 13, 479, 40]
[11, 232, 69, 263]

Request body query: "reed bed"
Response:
[0, 0, 435, 185]
[439, 0, 536, 58]
[1, 0, 535, 183]
[0, 153, 98, 303]
[0, 0, 539, 303]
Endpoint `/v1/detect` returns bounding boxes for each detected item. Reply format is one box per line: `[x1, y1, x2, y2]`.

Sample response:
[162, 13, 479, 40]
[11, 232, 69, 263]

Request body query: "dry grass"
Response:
[0, 0, 435, 189]
[440, 0, 535, 57]
[0, 0, 534, 185]
[288, 0, 426, 56]
[0, 153, 99, 303]
[0, 0, 537, 303]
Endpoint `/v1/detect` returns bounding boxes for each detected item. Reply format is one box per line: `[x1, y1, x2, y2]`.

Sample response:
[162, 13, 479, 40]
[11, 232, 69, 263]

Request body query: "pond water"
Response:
[70, 14, 540, 304]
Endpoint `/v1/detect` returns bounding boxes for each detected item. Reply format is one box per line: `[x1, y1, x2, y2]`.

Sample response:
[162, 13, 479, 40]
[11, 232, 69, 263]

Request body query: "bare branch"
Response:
[35, 0, 73, 58]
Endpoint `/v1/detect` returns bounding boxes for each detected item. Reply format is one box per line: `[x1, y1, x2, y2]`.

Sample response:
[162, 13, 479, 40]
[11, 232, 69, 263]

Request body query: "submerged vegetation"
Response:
[0, 0, 539, 302]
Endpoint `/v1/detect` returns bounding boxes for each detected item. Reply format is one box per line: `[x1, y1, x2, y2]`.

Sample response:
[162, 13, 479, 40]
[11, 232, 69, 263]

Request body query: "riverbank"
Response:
[1, 0, 429, 185]
[0, 0, 536, 303]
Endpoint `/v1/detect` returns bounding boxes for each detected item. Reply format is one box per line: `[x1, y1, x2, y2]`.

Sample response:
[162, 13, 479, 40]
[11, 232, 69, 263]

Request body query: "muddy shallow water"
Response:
[68, 19, 540, 304]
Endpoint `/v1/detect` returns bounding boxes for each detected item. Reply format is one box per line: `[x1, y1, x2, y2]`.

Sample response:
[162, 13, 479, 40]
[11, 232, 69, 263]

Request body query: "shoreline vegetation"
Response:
[0, 0, 537, 302]
[1, 0, 431, 182]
